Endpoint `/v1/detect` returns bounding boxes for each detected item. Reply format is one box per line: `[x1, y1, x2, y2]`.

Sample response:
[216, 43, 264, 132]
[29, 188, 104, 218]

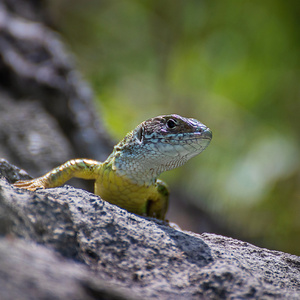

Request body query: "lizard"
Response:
[14, 114, 212, 220]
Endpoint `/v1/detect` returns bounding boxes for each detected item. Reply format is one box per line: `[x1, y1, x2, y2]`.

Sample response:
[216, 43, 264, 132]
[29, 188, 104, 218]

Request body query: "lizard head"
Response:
[113, 114, 212, 183]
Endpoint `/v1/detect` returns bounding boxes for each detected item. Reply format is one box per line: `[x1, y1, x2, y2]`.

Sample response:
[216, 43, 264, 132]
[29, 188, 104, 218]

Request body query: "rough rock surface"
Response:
[0, 1, 112, 179]
[0, 160, 299, 299]
[0, 239, 136, 300]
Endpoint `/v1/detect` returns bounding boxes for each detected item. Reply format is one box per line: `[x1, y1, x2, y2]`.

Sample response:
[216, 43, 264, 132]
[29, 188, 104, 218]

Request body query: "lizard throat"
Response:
[110, 154, 187, 186]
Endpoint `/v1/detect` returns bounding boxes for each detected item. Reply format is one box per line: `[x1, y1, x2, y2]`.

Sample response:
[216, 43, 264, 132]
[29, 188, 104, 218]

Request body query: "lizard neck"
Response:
[104, 147, 187, 186]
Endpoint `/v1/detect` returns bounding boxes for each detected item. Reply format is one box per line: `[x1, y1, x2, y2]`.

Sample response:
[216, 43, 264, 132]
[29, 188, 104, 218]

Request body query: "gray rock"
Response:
[0, 96, 75, 176]
[0, 1, 112, 194]
[0, 161, 299, 299]
[0, 1, 112, 174]
[0, 238, 137, 300]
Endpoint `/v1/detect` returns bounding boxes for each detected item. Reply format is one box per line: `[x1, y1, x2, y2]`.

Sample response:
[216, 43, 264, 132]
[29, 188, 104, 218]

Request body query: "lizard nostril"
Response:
[202, 128, 212, 139]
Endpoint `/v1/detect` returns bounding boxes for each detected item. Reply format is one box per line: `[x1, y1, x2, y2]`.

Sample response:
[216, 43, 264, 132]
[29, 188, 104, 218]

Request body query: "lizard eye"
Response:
[166, 119, 177, 129]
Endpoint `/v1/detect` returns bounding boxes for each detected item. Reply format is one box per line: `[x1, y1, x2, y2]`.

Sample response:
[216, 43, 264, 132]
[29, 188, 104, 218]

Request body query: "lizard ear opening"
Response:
[135, 125, 144, 143]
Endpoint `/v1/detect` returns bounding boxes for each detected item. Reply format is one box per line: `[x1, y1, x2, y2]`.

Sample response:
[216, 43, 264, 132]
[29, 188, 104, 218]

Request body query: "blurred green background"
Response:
[48, 0, 300, 255]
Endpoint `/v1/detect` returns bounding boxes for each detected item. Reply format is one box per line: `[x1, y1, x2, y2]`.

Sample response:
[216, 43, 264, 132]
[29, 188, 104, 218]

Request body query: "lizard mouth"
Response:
[194, 127, 212, 141]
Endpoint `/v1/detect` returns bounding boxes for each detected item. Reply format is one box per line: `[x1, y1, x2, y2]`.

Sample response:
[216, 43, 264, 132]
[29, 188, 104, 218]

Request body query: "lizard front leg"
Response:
[146, 179, 169, 220]
[14, 159, 101, 191]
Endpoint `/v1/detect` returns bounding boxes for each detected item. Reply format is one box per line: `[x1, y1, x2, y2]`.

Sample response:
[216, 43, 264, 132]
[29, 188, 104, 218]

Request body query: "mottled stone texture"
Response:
[0, 1, 112, 178]
[0, 160, 299, 299]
